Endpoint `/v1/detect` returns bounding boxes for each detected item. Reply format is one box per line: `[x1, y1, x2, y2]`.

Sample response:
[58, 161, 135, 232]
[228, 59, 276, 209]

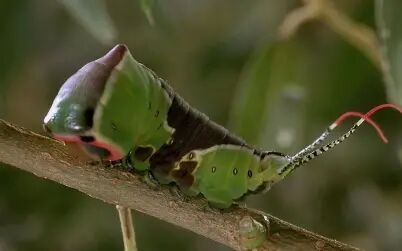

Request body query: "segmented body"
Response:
[45, 45, 398, 208]
[44, 45, 289, 208]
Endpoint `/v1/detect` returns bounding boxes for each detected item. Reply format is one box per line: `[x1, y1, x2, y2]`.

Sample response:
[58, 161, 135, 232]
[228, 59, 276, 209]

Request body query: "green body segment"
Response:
[93, 51, 174, 171]
[44, 44, 292, 209]
[180, 146, 263, 208]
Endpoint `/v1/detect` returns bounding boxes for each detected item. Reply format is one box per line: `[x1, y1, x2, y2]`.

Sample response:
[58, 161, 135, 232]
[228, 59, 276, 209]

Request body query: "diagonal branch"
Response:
[0, 119, 359, 251]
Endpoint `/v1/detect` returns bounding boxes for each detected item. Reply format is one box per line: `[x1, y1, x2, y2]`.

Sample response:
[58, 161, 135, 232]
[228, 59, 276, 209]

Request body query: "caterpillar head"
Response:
[43, 44, 128, 161]
[259, 151, 291, 184]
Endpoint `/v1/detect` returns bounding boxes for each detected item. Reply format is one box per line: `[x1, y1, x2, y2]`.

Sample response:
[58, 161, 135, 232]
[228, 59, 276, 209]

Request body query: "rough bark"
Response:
[0, 120, 360, 251]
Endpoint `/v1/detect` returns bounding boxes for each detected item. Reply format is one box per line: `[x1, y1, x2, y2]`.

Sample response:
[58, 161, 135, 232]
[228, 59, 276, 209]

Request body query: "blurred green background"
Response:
[0, 0, 401, 251]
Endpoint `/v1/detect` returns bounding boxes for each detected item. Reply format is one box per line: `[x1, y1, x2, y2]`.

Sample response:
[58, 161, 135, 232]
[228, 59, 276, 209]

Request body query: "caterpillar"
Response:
[43, 44, 402, 209]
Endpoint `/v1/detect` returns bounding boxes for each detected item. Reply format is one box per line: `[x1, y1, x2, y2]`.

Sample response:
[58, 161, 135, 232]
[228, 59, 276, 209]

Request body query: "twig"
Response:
[0, 119, 360, 251]
[278, 0, 321, 39]
[374, 0, 401, 105]
[116, 205, 138, 251]
[279, 0, 383, 70]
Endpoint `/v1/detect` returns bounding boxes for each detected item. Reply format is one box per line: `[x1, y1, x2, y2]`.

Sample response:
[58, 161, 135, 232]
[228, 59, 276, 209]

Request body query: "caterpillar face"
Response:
[259, 151, 292, 183]
[43, 45, 128, 161]
[44, 102, 123, 161]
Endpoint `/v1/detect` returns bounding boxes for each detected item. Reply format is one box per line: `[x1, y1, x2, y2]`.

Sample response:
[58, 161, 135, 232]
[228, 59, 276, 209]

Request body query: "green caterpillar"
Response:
[43, 44, 401, 209]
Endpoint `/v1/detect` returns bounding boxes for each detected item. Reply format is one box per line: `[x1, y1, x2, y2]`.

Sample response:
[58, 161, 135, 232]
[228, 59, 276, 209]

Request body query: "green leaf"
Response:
[375, 0, 402, 105]
[140, 0, 155, 25]
[228, 41, 308, 152]
[58, 0, 117, 45]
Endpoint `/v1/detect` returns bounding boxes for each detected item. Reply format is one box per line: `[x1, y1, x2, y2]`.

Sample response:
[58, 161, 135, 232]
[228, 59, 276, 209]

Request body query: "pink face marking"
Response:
[53, 134, 124, 161]
[88, 140, 124, 161]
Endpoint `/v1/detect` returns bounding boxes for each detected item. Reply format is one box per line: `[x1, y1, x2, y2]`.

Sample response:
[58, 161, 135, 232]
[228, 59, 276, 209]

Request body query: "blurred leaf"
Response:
[0, 0, 31, 116]
[58, 0, 117, 45]
[140, 0, 155, 25]
[375, 0, 402, 105]
[228, 41, 308, 151]
[376, 0, 402, 167]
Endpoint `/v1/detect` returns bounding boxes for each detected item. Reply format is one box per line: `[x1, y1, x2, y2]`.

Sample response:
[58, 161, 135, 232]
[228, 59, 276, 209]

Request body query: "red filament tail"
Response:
[334, 104, 402, 144]
[365, 103, 402, 117]
[335, 112, 388, 143]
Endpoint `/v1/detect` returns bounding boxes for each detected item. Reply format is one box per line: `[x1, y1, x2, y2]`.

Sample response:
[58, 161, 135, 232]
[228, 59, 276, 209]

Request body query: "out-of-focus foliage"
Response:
[228, 41, 308, 153]
[375, 0, 402, 192]
[139, 0, 155, 25]
[0, 0, 33, 117]
[376, 0, 402, 106]
[0, 1, 401, 251]
[58, 0, 117, 45]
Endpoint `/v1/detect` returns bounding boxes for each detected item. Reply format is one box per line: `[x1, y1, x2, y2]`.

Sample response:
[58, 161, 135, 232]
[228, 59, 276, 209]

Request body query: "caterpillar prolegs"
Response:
[44, 44, 402, 208]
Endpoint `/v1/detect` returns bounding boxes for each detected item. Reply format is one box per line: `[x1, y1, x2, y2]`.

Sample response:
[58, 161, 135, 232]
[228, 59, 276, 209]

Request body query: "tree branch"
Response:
[0, 119, 360, 251]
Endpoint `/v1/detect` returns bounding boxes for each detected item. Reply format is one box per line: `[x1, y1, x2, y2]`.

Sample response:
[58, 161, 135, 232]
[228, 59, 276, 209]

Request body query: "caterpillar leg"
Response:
[233, 197, 247, 208]
[87, 159, 116, 168]
[122, 152, 160, 189]
[168, 185, 192, 202]
[122, 151, 136, 171]
[141, 171, 161, 190]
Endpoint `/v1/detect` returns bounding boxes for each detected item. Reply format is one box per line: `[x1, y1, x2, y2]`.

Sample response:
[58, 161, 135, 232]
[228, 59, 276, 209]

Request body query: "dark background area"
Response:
[0, 1, 401, 251]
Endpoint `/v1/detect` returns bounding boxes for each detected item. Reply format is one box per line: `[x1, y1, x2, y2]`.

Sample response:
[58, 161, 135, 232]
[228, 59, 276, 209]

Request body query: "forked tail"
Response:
[277, 104, 402, 176]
